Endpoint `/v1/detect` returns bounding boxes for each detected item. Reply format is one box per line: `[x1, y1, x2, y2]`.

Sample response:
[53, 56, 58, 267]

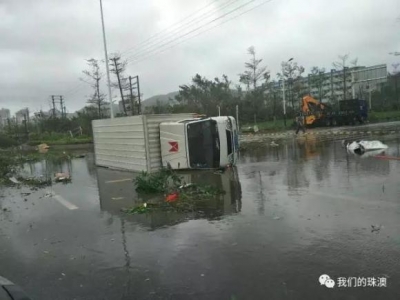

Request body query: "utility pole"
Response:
[99, 0, 114, 118]
[136, 75, 141, 115]
[52, 95, 56, 118]
[281, 58, 293, 127]
[50, 95, 64, 118]
[23, 114, 28, 137]
[60, 96, 64, 118]
[129, 76, 135, 116]
[343, 67, 347, 100]
[110, 57, 127, 115]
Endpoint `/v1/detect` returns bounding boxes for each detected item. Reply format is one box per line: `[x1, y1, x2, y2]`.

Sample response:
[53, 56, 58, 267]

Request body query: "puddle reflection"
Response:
[96, 167, 242, 230]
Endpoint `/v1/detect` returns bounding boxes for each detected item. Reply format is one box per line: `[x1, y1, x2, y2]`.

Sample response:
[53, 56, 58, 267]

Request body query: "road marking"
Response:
[111, 197, 124, 200]
[105, 178, 133, 184]
[45, 190, 79, 210]
[53, 194, 79, 210]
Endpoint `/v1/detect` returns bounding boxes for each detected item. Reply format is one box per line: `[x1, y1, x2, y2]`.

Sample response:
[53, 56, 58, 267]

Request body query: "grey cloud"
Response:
[0, 0, 399, 114]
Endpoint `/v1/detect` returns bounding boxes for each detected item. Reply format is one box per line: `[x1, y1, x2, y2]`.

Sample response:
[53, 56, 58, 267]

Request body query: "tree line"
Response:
[145, 47, 367, 124]
[10, 47, 399, 139]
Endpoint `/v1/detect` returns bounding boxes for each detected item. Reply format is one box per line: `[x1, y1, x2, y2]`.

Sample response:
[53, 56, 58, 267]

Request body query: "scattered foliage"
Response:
[130, 169, 225, 215]
[134, 168, 182, 193]
[0, 134, 18, 148]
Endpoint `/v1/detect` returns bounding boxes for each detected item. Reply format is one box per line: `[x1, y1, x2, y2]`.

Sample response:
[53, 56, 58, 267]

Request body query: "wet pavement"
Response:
[1, 135, 400, 299]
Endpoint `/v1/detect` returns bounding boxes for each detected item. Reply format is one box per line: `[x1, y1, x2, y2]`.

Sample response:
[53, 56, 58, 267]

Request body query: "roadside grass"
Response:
[241, 119, 294, 133]
[241, 111, 400, 133]
[0, 134, 18, 148]
[27, 136, 92, 146]
[369, 111, 400, 123]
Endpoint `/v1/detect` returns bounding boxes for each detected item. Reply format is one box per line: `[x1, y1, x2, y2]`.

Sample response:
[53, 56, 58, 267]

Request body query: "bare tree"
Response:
[309, 66, 328, 102]
[109, 54, 129, 115]
[333, 54, 358, 101]
[238, 46, 270, 122]
[239, 46, 269, 91]
[277, 60, 305, 110]
[81, 58, 107, 118]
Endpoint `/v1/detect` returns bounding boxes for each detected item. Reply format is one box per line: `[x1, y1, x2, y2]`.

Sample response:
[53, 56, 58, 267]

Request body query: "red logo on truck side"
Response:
[169, 141, 179, 152]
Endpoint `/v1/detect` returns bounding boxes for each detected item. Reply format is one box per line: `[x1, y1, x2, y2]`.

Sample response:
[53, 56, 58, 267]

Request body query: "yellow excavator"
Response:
[300, 95, 329, 126]
[299, 95, 368, 127]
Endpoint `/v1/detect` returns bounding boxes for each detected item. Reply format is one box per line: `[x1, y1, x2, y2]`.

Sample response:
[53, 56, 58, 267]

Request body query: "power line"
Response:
[126, 0, 272, 66]
[119, 0, 222, 57]
[63, 81, 87, 96]
[121, 0, 241, 59]
[58, 0, 273, 108]
[125, 0, 255, 64]
[127, 0, 255, 63]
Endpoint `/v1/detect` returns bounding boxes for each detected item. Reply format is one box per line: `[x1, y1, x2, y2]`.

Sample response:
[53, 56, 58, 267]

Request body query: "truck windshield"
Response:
[226, 130, 232, 155]
[187, 119, 220, 168]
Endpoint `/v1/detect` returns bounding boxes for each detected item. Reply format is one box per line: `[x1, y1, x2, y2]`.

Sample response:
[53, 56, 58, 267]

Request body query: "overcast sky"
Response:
[1, 0, 399, 114]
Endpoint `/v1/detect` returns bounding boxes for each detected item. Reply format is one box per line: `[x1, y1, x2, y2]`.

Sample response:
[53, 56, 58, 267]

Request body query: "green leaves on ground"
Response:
[130, 169, 225, 215]
[134, 168, 182, 193]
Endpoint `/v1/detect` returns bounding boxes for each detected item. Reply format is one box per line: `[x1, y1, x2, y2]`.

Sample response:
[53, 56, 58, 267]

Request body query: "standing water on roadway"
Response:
[1, 135, 400, 300]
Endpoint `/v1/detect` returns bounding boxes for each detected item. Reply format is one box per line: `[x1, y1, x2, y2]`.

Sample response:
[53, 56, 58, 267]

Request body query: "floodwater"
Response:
[1, 135, 400, 300]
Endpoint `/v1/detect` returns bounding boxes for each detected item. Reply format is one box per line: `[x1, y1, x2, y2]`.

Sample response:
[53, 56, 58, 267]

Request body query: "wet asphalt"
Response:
[1, 134, 400, 300]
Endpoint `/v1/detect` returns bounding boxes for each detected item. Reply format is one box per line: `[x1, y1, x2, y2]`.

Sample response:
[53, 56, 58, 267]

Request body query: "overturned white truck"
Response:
[92, 114, 239, 172]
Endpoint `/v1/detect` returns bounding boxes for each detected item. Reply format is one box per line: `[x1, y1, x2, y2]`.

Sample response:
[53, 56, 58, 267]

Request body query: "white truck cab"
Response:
[160, 116, 239, 169]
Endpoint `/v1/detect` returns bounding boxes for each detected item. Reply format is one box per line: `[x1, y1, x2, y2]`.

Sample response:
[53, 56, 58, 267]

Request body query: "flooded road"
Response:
[1, 135, 400, 300]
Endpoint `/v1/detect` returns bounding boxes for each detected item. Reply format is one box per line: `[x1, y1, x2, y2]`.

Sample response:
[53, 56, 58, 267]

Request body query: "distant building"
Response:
[0, 108, 10, 127]
[270, 64, 387, 105]
[15, 108, 29, 124]
[301, 64, 387, 103]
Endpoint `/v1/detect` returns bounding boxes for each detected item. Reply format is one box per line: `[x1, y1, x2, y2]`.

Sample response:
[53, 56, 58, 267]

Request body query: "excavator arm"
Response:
[300, 95, 328, 125]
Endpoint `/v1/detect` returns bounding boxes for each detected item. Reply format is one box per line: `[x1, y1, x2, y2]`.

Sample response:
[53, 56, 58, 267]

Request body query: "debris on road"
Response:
[270, 141, 279, 147]
[126, 170, 225, 215]
[371, 225, 382, 233]
[9, 177, 20, 184]
[37, 143, 50, 153]
[342, 139, 388, 155]
[165, 192, 179, 203]
[18, 176, 52, 187]
[54, 172, 71, 183]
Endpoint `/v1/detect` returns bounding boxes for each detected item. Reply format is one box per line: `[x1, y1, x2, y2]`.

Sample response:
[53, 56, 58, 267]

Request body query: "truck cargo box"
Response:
[92, 114, 196, 172]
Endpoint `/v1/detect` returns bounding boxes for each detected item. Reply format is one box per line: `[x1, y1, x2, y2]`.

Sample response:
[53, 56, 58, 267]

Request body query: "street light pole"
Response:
[282, 58, 293, 127]
[99, 0, 114, 119]
[282, 74, 286, 127]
